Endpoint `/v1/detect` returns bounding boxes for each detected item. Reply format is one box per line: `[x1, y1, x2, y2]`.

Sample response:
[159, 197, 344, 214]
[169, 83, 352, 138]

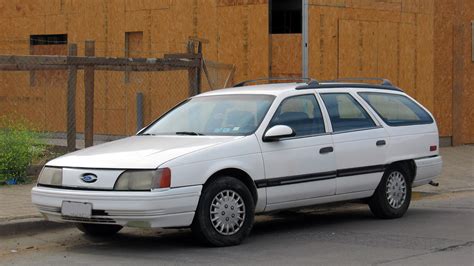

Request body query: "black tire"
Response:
[192, 176, 255, 247]
[75, 223, 123, 236]
[369, 166, 412, 219]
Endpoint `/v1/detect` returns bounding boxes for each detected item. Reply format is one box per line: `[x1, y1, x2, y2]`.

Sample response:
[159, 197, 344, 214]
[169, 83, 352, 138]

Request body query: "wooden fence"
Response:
[0, 40, 208, 152]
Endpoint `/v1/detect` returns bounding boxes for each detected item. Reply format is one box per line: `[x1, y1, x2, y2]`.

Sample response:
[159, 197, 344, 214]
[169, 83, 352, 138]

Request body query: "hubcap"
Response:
[209, 190, 246, 236]
[385, 171, 407, 209]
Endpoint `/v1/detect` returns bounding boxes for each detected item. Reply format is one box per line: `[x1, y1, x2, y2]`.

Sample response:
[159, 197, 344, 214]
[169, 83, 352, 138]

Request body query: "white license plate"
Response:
[61, 201, 92, 218]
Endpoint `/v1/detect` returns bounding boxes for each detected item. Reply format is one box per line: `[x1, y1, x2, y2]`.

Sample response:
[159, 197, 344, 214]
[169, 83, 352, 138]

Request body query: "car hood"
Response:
[47, 135, 242, 169]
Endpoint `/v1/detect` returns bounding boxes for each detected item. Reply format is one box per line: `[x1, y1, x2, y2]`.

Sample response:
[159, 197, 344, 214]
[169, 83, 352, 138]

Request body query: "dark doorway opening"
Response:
[269, 0, 302, 34]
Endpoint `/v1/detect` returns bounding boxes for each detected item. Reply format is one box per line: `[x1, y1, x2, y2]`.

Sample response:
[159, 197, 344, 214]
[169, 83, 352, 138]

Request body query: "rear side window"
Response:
[358, 92, 433, 126]
[320, 93, 376, 132]
[269, 94, 325, 137]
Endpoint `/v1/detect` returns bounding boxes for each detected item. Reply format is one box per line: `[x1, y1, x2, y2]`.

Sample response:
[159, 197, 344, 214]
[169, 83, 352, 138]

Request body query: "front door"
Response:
[259, 94, 337, 205]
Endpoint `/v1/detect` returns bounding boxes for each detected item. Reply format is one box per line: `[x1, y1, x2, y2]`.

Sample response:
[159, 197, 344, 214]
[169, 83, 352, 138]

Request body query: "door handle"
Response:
[320, 146, 334, 154]
[376, 140, 386, 146]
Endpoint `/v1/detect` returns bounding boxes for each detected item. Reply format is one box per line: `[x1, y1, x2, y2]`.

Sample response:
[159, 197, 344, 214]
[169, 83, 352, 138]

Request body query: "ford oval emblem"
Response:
[81, 173, 97, 183]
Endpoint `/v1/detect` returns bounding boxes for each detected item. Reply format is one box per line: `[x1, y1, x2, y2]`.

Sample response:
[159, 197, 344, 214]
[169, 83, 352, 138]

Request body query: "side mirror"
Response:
[263, 125, 295, 142]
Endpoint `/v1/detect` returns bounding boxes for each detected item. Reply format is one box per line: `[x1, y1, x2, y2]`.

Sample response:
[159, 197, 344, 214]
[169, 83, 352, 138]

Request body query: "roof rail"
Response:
[324, 77, 393, 86]
[295, 77, 402, 92]
[233, 77, 318, 87]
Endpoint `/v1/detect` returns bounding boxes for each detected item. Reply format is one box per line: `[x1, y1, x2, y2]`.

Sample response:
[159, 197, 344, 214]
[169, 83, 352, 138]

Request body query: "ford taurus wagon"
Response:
[32, 78, 442, 246]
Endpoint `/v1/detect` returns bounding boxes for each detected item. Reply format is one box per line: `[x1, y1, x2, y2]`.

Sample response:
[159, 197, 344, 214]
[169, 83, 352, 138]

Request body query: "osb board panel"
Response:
[376, 21, 399, 84]
[125, 0, 170, 11]
[9, 16, 46, 39]
[0, 0, 62, 18]
[461, 0, 474, 143]
[247, 4, 269, 79]
[196, 0, 218, 61]
[44, 15, 67, 35]
[338, 20, 378, 78]
[398, 23, 416, 96]
[307, 0, 435, 14]
[168, 0, 194, 53]
[150, 9, 171, 57]
[308, 4, 442, 136]
[105, 1, 126, 57]
[217, 5, 249, 81]
[270, 34, 302, 77]
[433, 2, 453, 137]
[217, 0, 267, 6]
[307, 7, 340, 80]
[415, 13, 434, 112]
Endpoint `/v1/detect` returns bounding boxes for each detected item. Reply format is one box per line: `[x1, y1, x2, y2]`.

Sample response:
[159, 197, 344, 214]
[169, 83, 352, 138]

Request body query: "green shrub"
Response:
[0, 117, 46, 184]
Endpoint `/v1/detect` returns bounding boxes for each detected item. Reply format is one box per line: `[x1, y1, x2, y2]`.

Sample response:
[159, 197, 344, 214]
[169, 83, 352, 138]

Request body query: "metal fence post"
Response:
[136, 92, 144, 132]
[67, 43, 77, 152]
[187, 41, 197, 97]
[84, 40, 95, 147]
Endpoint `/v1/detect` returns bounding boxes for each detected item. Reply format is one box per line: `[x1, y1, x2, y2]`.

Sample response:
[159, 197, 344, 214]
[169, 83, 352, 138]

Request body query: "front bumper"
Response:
[31, 185, 202, 228]
[413, 155, 443, 187]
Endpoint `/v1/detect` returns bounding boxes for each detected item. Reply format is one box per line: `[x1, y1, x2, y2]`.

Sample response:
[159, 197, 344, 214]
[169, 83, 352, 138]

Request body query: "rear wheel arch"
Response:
[204, 168, 258, 206]
[388, 160, 416, 185]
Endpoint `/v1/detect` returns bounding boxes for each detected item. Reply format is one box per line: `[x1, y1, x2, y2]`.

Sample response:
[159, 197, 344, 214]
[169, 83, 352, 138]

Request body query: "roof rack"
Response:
[324, 77, 393, 86]
[233, 77, 318, 87]
[295, 77, 402, 92]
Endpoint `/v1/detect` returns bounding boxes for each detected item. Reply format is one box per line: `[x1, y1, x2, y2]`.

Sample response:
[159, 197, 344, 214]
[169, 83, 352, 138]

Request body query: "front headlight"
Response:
[37, 167, 63, 186]
[114, 168, 171, 191]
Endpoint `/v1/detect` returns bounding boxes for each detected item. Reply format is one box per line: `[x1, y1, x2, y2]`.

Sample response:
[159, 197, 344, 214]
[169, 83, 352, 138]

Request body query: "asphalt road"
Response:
[1, 191, 473, 266]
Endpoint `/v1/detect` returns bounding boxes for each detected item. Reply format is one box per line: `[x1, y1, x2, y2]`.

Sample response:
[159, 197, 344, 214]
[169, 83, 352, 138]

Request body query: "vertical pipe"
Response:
[302, 0, 309, 78]
[66, 43, 77, 152]
[136, 92, 144, 133]
[84, 40, 95, 148]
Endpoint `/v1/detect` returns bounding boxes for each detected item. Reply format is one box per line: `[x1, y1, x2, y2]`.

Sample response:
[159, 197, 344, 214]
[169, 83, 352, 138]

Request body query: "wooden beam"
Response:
[67, 44, 77, 152]
[164, 53, 201, 59]
[0, 65, 68, 71]
[0, 55, 200, 68]
[84, 40, 95, 148]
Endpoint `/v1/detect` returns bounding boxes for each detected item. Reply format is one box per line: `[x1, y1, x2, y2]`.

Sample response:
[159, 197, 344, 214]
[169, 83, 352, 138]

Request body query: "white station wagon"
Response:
[32, 78, 443, 246]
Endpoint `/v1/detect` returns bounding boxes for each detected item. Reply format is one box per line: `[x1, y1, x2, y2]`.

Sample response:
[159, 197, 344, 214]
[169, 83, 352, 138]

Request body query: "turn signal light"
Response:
[158, 168, 171, 188]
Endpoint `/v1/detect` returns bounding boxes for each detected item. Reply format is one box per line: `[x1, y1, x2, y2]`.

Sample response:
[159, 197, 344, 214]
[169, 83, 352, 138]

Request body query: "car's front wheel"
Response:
[369, 166, 412, 219]
[75, 223, 123, 236]
[192, 176, 255, 246]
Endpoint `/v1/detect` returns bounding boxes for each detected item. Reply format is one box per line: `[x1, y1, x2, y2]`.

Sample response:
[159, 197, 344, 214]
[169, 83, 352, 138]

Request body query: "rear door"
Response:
[319, 92, 389, 195]
[259, 94, 337, 206]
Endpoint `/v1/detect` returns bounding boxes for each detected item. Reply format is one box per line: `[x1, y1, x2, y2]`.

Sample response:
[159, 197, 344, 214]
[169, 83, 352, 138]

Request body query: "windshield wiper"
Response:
[175, 131, 205, 136]
[140, 133, 156, 136]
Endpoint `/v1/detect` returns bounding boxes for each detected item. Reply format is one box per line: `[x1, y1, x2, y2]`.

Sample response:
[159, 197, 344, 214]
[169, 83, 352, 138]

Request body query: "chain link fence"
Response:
[0, 40, 235, 150]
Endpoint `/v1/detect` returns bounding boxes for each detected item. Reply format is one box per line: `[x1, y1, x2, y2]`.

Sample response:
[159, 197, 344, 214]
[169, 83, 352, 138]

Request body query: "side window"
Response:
[358, 92, 433, 126]
[320, 93, 376, 132]
[269, 94, 325, 137]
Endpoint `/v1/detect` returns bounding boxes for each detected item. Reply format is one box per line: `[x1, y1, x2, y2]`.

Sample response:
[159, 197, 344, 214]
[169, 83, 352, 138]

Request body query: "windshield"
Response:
[141, 94, 275, 136]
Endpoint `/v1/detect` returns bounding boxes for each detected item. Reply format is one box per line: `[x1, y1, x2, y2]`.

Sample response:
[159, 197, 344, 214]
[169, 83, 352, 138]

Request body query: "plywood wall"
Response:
[0, 0, 269, 136]
[0, 0, 472, 143]
[305, 0, 465, 139]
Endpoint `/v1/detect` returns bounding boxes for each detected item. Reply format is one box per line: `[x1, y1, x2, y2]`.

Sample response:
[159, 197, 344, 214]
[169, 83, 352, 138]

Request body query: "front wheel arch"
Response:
[204, 168, 258, 206]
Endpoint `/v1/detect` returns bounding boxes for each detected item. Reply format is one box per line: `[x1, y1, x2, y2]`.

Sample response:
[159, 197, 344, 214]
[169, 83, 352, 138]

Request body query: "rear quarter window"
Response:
[358, 92, 433, 126]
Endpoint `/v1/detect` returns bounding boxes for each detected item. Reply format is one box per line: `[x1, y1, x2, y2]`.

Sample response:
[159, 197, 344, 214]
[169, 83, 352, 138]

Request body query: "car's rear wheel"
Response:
[369, 166, 412, 219]
[192, 176, 255, 246]
[75, 223, 123, 236]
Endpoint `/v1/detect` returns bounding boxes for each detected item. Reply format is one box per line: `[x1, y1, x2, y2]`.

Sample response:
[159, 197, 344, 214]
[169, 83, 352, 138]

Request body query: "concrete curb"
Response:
[0, 217, 72, 237]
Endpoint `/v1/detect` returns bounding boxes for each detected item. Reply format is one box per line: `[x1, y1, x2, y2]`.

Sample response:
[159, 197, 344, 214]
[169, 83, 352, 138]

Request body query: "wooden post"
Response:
[196, 41, 202, 95]
[187, 41, 197, 97]
[84, 40, 95, 148]
[66, 44, 77, 152]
